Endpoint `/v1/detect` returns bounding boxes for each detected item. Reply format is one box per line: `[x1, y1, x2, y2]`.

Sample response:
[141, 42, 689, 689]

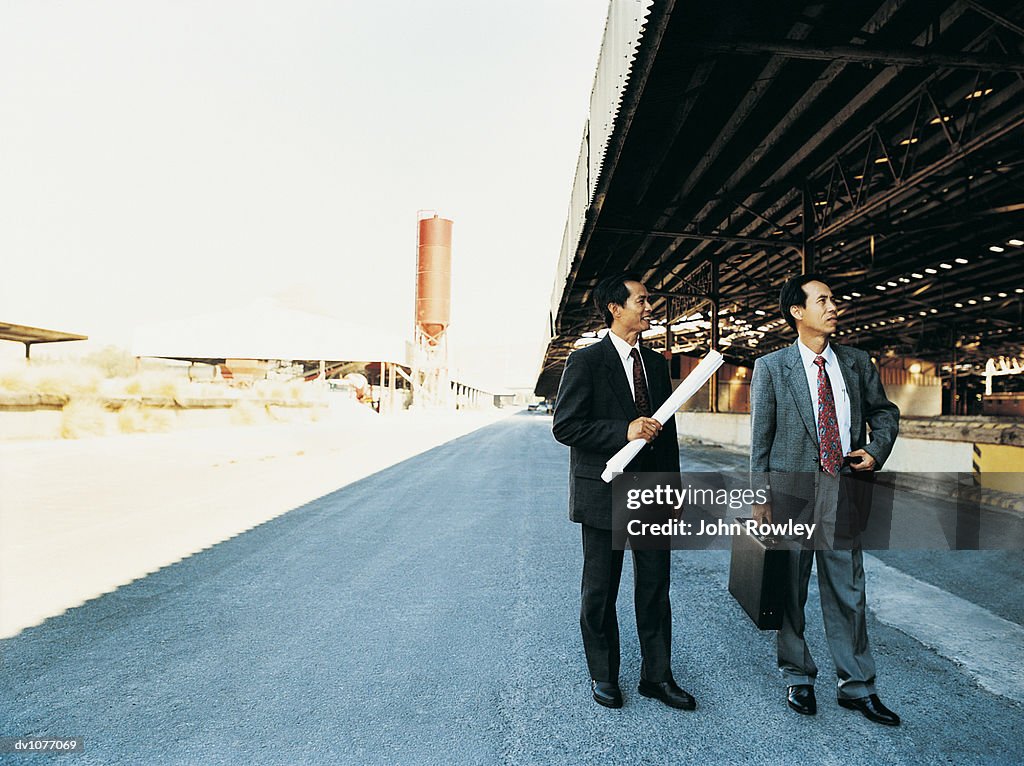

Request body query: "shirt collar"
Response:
[607, 329, 639, 362]
[796, 339, 836, 369]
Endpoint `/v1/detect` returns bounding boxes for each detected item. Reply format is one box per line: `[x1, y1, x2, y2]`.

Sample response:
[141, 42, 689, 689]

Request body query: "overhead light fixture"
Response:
[940, 263, 952, 269]
[851, 291, 862, 297]
[925, 268, 937, 274]
[1017, 288, 1024, 294]
[983, 296, 992, 302]
[909, 363, 922, 374]
[898, 277, 910, 283]
[1008, 239, 1023, 247]
[874, 157, 889, 164]
[930, 308, 938, 313]
[876, 285, 887, 291]
[929, 115, 952, 124]
[919, 311, 927, 316]
[887, 281, 898, 287]
[968, 299, 978, 305]
[842, 294, 852, 300]
[911, 272, 924, 279]
[954, 302, 963, 308]
[998, 292, 1007, 298]
[990, 246, 1005, 253]
[965, 88, 994, 99]
[898, 138, 919, 146]
[955, 257, 968, 264]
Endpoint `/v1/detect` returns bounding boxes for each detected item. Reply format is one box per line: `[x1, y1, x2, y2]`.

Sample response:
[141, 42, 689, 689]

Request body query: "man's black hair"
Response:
[593, 273, 644, 328]
[779, 272, 831, 332]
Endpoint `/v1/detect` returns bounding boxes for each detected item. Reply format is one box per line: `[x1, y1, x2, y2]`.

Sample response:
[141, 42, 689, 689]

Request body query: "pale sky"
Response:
[0, 1, 609, 389]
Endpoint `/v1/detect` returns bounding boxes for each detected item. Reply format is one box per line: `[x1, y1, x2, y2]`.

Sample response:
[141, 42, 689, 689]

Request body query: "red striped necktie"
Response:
[814, 355, 842, 475]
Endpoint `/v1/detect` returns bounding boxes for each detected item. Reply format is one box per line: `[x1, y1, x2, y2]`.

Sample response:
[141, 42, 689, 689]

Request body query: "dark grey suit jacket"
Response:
[750, 341, 899, 511]
[552, 334, 680, 529]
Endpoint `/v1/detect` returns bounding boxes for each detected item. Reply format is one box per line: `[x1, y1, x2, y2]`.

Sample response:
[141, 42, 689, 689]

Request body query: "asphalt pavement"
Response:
[2, 413, 1022, 765]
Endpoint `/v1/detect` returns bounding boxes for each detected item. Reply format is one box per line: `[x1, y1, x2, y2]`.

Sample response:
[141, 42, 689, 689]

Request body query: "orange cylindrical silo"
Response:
[416, 215, 452, 345]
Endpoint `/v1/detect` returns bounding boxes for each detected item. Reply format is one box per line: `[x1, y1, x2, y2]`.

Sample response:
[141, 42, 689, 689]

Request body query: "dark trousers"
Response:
[579, 523, 672, 683]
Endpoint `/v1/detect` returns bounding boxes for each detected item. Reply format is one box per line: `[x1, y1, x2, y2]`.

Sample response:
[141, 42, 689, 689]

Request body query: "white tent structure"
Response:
[132, 302, 408, 365]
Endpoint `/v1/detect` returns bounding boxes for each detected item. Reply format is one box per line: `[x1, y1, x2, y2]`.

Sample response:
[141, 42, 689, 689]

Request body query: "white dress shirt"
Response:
[608, 330, 648, 400]
[796, 340, 852, 457]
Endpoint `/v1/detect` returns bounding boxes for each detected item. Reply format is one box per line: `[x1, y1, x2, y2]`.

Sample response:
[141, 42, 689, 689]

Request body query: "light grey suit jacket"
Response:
[750, 341, 899, 506]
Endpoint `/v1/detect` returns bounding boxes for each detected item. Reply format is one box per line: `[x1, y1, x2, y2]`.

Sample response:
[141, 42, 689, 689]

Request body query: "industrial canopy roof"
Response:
[0, 321, 88, 352]
[536, 0, 1024, 396]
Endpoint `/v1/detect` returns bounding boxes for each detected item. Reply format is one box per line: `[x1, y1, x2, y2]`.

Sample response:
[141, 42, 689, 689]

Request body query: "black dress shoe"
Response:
[787, 685, 817, 715]
[838, 694, 901, 726]
[637, 679, 696, 710]
[592, 680, 623, 709]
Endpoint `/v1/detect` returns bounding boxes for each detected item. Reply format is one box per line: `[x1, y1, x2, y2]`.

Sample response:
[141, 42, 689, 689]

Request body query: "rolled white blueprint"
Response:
[601, 349, 725, 482]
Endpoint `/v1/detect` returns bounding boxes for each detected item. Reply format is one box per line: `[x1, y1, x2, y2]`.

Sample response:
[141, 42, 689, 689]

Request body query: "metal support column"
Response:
[665, 297, 675, 362]
[709, 258, 720, 413]
[951, 342, 959, 416]
[802, 185, 816, 273]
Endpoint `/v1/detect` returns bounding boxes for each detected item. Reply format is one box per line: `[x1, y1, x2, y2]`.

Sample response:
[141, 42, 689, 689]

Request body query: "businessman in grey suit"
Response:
[750, 273, 901, 726]
[552, 273, 695, 712]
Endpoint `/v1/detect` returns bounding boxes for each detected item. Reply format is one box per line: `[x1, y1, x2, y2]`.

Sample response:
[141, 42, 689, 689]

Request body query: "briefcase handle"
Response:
[734, 518, 784, 548]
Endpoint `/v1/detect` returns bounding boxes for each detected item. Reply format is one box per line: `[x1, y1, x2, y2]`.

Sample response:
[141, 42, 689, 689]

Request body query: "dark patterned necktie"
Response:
[630, 348, 652, 417]
[814, 356, 842, 475]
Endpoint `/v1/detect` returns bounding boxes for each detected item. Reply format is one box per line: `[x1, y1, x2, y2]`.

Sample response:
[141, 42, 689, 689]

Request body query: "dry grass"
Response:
[61, 398, 108, 439]
[121, 372, 182, 400]
[82, 346, 136, 378]
[251, 379, 320, 404]
[2, 352, 331, 439]
[115, 402, 174, 433]
[0, 366, 28, 392]
[142, 408, 175, 432]
[230, 399, 267, 426]
[0, 362, 102, 397]
[116, 402, 145, 434]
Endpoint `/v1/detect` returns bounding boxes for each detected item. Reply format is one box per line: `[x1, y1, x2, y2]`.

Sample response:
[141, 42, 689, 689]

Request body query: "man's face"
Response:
[791, 280, 838, 335]
[610, 280, 652, 334]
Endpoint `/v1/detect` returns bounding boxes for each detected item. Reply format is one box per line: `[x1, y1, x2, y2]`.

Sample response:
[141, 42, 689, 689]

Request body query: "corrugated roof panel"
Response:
[548, 0, 656, 324]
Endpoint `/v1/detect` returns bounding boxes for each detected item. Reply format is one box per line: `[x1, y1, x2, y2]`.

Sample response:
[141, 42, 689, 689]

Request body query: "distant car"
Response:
[530, 401, 552, 414]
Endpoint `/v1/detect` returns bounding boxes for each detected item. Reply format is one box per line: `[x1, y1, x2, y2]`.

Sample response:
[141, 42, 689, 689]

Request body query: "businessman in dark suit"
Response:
[750, 273, 901, 726]
[552, 273, 694, 711]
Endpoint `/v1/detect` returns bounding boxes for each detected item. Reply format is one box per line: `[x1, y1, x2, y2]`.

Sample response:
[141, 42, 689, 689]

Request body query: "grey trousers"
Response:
[777, 472, 878, 699]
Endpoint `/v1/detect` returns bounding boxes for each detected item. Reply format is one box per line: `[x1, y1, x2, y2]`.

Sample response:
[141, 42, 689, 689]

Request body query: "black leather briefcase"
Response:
[728, 524, 792, 630]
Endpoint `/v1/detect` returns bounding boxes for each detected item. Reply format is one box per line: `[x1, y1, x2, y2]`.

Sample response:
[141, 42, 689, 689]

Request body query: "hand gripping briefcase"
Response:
[728, 522, 793, 630]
